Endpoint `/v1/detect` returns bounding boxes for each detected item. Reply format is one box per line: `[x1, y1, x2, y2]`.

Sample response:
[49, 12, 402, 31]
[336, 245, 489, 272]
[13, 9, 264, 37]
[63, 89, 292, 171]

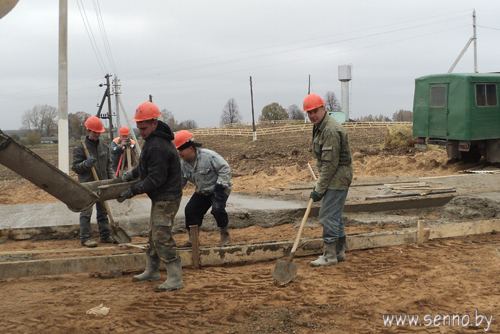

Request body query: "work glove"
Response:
[213, 184, 227, 201]
[122, 170, 135, 182]
[310, 187, 324, 202]
[83, 157, 97, 169]
[117, 188, 134, 203]
[121, 138, 131, 149]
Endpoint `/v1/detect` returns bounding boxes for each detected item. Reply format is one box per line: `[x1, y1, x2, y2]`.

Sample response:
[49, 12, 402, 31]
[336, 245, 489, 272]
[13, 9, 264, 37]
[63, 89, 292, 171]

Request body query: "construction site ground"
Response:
[1, 127, 500, 333]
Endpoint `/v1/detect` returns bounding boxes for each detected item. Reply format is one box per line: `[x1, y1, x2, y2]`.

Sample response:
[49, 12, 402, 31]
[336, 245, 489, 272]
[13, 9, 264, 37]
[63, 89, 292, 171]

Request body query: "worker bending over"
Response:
[174, 130, 232, 247]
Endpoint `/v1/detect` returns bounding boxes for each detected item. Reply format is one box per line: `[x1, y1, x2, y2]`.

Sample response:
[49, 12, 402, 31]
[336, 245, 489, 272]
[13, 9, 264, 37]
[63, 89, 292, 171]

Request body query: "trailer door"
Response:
[428, 84, 448, 138]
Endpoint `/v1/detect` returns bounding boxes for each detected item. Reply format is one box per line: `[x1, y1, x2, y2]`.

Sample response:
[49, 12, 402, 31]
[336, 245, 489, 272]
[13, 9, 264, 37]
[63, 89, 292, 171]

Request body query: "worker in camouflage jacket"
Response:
[303, 93, 353, 267]
[72, 116, 115, 248]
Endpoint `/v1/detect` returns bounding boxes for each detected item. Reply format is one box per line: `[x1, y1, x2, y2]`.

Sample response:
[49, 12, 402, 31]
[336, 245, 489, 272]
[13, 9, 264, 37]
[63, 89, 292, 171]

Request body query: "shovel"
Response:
[81, 141, 132, 244]
[273, 198, 314, 284]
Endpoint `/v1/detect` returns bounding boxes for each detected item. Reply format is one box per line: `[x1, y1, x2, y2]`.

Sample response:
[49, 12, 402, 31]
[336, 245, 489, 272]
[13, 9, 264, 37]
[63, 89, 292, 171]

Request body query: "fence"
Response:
[189, 122, 412, 137]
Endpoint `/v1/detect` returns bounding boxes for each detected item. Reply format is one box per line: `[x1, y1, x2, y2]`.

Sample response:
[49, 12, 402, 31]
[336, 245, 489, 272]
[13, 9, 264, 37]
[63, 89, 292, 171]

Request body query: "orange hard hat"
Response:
[174, 130, 193, 149]
[303, 94, 325, 112]
[84, 116, 105, 133]
[119, 126, 130, 136]
[131, 102, 162, 122]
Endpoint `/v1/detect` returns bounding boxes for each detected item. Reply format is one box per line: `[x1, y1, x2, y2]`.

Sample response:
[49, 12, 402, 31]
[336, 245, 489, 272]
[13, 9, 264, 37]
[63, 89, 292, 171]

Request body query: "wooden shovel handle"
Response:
[289, 198, 314, 258]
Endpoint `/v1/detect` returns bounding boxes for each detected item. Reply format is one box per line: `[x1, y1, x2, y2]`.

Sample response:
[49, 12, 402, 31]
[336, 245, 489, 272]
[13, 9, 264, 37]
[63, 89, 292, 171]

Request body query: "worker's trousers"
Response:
[185, 192, 229, 230]
[147, 197, 182, 264]
[319, 189, 349, 244]
[79, 201, 110, 242]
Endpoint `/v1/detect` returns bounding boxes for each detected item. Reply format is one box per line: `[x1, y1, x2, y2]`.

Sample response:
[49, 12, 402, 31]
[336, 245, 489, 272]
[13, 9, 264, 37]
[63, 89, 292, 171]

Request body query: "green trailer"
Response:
[413, 73, 500, 163]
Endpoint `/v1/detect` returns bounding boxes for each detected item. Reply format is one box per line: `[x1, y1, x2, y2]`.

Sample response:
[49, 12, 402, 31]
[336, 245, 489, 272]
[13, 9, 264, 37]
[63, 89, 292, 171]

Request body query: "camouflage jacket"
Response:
[312, 113, 353, 193]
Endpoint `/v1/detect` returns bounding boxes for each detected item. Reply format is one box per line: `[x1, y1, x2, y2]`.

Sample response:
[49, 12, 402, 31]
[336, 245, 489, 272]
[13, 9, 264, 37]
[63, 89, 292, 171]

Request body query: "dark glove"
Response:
[213, 184, 227, 201]
[310, 187, 324, 202]
[83, 157, 97, 169]
[122, 170, 135, 182]
[117, 188, 134, 203]
[121, 138, 131, 149]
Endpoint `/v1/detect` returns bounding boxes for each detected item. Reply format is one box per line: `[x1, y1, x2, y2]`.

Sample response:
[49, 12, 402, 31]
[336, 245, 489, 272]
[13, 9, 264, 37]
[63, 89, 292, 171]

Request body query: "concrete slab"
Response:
[0, 194, 306, 237]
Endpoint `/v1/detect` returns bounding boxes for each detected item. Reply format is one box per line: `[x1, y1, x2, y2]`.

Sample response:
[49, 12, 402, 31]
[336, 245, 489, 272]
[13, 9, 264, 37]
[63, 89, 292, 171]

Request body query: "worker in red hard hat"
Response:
[303, 93, 353, 267]
[110, 126, 136, 174]
[72, 116, 115, 248]
[174, 130, 232, 247]
[117, 101, 184, 292]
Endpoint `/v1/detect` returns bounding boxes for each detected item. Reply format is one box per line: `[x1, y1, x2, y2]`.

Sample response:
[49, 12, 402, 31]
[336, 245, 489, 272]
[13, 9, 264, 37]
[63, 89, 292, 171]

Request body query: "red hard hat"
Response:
[131, 102, 162, 122]
[303, 94, 325, 112]
[119, 126, 130, 136]
[174, 130, 193, 149]
[84, 116, 105, 133]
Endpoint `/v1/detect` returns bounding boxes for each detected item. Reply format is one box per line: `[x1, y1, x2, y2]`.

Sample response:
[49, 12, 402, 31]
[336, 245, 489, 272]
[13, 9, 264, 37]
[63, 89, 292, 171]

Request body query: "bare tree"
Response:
[392, 109, 413, 122]
[220, 98, 243, 125]
[259, 103, 288, 121]
[159, 109, 180, 131]
[21, 105, 58, 136]
[179, 119, 198, 130]
[287, 104, 304, 120]
[324, 91, 341, 112]
[69, 111, 92, 136]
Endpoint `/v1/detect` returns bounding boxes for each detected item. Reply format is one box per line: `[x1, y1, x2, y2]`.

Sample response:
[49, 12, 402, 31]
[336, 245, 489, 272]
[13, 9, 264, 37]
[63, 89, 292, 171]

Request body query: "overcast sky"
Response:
[1, 0, 499, 131]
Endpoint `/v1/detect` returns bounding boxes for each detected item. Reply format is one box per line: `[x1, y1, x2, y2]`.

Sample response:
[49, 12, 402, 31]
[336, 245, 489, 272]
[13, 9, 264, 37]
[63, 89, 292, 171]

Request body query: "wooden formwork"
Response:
[0, 219, 498, 280]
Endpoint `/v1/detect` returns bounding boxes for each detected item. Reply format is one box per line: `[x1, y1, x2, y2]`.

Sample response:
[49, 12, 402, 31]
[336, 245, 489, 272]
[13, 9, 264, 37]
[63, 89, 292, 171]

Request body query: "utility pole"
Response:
[96, 74, 115, 139]
[114, 76, 120, 128]
[57, 0, 69, 174]
[250, 76, 256, 141]
[308, 75, 311, 94]
[448, 10, 478, 73]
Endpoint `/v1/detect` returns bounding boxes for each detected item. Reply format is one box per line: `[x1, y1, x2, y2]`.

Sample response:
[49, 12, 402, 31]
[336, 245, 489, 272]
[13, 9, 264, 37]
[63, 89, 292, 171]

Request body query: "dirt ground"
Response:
[1, 127, 500, 333]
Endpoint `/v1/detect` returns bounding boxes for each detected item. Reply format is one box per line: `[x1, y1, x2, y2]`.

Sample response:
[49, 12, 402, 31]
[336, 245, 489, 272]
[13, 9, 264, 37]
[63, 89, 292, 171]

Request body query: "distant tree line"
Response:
[353, 110, 412, 122]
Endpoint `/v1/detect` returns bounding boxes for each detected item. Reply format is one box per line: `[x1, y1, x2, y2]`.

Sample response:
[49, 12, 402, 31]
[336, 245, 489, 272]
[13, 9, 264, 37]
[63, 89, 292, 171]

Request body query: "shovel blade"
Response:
[111, 225, 132, 244]
[273, 259, 299, 284]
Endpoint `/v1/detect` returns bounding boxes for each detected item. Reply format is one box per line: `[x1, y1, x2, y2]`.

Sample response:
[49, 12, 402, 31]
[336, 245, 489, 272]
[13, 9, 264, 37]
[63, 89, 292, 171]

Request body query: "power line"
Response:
[77, 0, 108, 74]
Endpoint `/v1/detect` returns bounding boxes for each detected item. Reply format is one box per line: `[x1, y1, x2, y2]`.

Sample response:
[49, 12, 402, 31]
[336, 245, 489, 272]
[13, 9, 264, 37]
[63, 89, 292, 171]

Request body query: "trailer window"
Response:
[476, 83, 497, 107]
[430, 86, 446, 108]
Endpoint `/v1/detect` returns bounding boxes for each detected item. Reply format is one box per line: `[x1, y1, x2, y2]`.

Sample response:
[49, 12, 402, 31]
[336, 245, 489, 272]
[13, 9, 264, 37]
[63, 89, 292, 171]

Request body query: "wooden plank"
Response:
[429, 219, 500, 239]
[289, 176, 420, 190]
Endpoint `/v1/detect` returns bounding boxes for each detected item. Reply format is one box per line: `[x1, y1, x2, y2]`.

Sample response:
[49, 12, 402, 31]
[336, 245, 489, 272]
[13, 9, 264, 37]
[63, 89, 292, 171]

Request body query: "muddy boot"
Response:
[132, 255, 161, 282]
[155, 257, 184, 292]
[337, 236, 346, 262]
[180, 231, 192, 247]
[310, 242, 337, 267]
[220, 226, 230, 246]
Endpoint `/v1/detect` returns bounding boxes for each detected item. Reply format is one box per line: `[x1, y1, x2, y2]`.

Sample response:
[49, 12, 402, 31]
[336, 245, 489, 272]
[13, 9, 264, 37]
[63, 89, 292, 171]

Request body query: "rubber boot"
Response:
[220, 226, 230, 246]
[337, 236, 346, 262]
[155, 257, 184, 292]
[132, 255, 161, 282]
[310, 242, 338, 267]
[180, 231, 192, 247]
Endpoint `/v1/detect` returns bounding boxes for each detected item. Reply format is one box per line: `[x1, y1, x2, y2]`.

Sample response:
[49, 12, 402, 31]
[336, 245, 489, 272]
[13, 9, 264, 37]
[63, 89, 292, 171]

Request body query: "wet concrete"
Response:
[2, 173, 500, 240]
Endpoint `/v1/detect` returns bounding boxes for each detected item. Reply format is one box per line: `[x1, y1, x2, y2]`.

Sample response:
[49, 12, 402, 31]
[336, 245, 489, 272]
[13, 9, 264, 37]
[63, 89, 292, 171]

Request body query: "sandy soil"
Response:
[1, 127, 500, 333]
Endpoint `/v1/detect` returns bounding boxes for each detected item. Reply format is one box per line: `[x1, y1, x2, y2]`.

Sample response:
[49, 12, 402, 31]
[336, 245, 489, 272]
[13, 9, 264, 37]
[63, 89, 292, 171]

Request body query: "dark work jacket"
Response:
[72, 137, 114, 182]
[128, 121, 182, 201]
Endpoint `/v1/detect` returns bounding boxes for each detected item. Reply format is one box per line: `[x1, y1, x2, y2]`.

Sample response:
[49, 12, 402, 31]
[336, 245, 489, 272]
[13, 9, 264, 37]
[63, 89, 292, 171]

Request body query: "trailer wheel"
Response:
[461, 149, 482, 163]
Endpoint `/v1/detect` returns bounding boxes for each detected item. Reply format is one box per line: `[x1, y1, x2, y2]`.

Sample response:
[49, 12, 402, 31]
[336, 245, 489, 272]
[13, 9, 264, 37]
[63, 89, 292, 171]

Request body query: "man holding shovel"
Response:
[304, 93, 353, 266]
[72, 116, 115, 248]
[117, 102, 184, 292]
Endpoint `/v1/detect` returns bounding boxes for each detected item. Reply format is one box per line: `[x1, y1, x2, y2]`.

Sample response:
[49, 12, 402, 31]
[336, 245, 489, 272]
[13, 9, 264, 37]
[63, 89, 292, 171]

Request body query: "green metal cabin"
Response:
[413, 73, 500, 163]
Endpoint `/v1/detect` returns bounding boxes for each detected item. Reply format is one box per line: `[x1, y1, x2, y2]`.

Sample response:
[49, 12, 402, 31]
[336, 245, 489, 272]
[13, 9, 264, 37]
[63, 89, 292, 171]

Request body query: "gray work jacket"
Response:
[181, 148, 232, 195]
